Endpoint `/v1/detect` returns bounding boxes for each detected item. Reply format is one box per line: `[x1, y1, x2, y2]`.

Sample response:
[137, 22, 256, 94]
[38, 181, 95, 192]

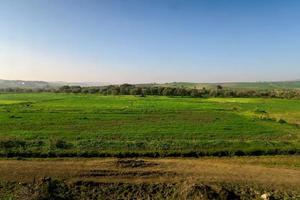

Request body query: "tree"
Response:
[162, 87, 175, 96]
[120, 84, 134, 95]
[216, 85, 223, 90]
[70, 86, 82, 93]
[59, 85, 71, 93]
[130, 87, 142, 95]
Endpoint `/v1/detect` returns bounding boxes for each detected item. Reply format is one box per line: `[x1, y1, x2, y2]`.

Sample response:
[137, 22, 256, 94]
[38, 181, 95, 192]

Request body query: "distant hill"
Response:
[152, 81, 300, 90]
[0, 79, 110, 89]
[0, 79, 55, 89]
[52, 81, 110, 87]
[1, 79, 300, 90]
[218, 81, 300, 90]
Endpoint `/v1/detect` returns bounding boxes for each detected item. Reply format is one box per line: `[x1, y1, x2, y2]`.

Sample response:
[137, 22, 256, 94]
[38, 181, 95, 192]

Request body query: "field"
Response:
[0, 93, 300, 157]
[1, 93, 300, 199]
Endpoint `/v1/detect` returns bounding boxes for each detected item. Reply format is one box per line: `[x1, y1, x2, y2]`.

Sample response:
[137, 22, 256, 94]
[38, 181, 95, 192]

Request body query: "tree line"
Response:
[1, 84, 300, 99]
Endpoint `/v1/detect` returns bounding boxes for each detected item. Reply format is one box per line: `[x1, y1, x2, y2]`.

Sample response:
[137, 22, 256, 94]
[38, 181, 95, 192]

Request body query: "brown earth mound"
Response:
[116, 159, 158, 168]
[0, 177, 290, 200]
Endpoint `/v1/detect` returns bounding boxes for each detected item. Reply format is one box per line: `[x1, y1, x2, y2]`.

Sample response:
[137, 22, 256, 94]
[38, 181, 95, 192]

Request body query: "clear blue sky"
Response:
[1, 0, 300, 83]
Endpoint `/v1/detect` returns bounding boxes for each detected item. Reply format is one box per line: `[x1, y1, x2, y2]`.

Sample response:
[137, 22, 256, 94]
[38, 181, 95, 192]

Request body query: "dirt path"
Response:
[0, 156, 299, 199]
[0, 156, 299, 191]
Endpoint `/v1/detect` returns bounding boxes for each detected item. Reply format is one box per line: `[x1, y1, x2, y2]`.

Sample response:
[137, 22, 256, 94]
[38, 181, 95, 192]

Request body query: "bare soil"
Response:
[0, 156, 299, 199]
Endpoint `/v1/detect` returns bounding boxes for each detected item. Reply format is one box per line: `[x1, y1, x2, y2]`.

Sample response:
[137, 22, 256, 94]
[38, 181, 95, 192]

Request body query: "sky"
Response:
[0, 0, 300, 84]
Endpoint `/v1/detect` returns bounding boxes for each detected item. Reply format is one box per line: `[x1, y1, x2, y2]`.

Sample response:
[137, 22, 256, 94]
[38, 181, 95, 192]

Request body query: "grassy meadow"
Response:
[0, 93, 300, 157]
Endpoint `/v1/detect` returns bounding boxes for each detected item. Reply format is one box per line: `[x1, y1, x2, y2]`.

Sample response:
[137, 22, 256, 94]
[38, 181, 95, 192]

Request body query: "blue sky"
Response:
[1, 0, 300, 83]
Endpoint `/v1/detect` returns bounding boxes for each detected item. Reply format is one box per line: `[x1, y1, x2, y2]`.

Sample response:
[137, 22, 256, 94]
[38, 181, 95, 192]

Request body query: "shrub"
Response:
[50, 139, 72, 149]
[0, 140, 27, 149]
[254, 109, 267, 114]
[277, 119, 287, 124]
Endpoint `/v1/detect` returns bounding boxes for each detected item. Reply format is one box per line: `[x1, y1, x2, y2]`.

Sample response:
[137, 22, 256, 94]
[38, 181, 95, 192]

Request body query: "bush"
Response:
[50, 139, 72, 149]
[0, 140, 27, 149]
[254, 109, 267, 114]
[277, 119, 287, 124]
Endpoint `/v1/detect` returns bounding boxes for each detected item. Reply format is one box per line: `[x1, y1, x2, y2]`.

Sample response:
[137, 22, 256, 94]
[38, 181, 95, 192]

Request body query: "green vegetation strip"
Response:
[0, 93, 299, 157]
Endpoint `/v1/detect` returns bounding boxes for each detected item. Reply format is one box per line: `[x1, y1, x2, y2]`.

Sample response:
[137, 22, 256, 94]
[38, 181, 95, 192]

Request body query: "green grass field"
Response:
[0, 93, 299, 157]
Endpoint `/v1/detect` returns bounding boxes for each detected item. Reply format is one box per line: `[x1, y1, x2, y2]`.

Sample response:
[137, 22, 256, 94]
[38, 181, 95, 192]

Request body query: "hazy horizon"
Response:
[2, 77, 300, 86]
[1, 0, 300, 83]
